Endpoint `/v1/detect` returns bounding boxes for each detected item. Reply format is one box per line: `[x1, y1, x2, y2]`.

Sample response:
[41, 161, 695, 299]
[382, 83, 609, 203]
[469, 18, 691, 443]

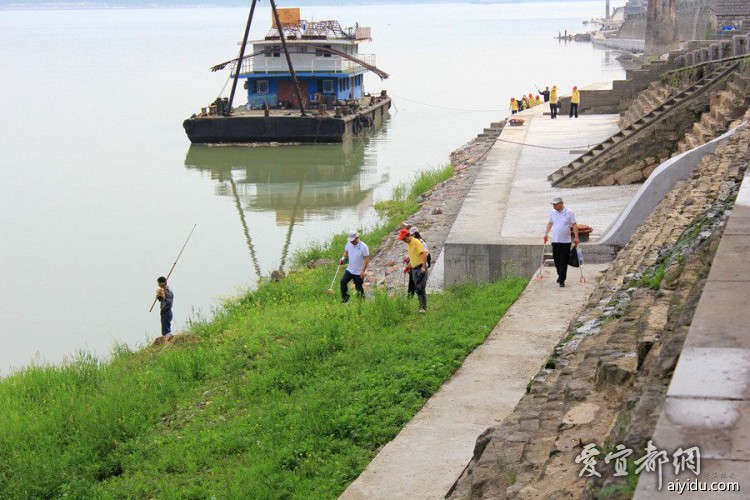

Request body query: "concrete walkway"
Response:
[341, 264, 607, 500]
[443, 105, 639, 286]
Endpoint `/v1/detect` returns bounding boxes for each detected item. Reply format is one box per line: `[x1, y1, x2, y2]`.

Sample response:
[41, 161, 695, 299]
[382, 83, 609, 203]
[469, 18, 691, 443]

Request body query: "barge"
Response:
[183, 4, 391, 144]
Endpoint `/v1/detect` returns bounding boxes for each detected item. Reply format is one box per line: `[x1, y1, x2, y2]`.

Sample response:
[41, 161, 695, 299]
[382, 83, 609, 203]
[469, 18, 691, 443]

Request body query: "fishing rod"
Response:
[149, 224, 197, 312]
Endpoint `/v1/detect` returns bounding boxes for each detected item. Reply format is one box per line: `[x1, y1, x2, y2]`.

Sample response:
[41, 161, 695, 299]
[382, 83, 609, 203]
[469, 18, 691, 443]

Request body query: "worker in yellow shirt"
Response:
[570, 85, 580, 118]
[528, 93, 535, 107]
[549, 85, 559, 119]
[398, 228, 428, 313]
[510, 97, 518, 114]
[535, 95, 543, 106]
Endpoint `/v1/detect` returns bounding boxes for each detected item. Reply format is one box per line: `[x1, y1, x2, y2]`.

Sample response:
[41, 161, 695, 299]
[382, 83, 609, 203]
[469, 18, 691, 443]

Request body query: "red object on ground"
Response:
[574, 224, 593, 235]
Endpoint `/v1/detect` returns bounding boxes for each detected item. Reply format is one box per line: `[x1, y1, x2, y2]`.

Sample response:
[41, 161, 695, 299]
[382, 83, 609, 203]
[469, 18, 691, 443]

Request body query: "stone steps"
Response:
[548, 62, 738, 187]
[676, 70, 750, 153]
[475, 119, 506, 140]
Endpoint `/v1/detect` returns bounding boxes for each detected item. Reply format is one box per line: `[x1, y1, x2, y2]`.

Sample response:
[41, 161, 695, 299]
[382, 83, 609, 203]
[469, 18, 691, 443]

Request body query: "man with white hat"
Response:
[543, 197, 579, 287]
[339, 230, 369, 303]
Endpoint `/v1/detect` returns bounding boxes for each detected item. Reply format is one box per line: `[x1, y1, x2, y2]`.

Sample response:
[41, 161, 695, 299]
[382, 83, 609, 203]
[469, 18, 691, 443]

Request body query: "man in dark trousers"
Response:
[544, 197, 579, 287]
[156, 276, 174, 335]
[398, 228, 428, 313]
[339, 230, 369, 303]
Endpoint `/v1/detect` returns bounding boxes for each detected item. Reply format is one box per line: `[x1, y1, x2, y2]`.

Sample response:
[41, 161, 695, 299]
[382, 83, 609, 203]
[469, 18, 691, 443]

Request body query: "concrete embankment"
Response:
[449, 113, 750, 499]
[344, 102, 647, 498]
[443, 105, 639, 287]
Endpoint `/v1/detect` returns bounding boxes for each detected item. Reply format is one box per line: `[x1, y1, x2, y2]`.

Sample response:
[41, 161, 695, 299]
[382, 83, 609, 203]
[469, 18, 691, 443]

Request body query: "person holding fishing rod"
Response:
[155, 277, 174, 336]
[149, 224, 197, 337]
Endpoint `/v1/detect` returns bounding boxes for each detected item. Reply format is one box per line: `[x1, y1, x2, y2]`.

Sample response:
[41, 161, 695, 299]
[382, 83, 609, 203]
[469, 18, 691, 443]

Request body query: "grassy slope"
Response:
[0, 166, 528, 499]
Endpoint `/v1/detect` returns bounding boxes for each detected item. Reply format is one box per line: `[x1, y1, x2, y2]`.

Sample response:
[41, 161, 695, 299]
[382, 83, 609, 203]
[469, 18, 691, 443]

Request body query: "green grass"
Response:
[0, 164, 528, 498]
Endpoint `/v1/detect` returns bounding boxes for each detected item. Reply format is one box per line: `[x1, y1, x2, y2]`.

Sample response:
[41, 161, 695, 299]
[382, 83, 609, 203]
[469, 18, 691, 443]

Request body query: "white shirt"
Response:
[549, 207, 576, 243]
[345, 240, 369, 275]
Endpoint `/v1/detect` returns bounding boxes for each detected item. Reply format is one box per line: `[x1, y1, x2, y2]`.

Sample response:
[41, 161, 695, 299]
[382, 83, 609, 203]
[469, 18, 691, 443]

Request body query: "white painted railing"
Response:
[235, 54, 375, 76]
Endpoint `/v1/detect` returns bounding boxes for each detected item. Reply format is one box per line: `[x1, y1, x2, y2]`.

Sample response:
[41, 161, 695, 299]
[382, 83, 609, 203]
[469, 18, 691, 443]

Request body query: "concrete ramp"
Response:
[600, 121, 748, 246]
[444, 106, 639, 287]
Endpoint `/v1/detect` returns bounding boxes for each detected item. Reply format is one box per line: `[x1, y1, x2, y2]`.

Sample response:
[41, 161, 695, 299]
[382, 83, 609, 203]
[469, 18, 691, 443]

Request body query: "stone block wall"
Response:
[559, 65, 735, 187]
[616, 0, 750, 42]
[713, 0, 750, 29]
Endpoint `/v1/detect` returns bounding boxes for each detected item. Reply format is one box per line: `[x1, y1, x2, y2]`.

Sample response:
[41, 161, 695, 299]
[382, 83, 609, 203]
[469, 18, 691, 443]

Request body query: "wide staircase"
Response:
[676, 68, 750, 152]
[619, 80, 673, 130]
[548, 61, 738, 187]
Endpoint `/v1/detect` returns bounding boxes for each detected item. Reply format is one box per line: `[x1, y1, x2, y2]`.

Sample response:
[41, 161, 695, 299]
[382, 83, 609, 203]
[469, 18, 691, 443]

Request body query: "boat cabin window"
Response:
[322, 79, 334, 93]
[265, 46, 280, 58]
[315, 44, 332, 57]
[253, 80, 269, 94]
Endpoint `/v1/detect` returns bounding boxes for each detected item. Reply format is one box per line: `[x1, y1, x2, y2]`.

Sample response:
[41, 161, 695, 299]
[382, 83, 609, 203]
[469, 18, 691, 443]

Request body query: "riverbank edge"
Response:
[0, 142, 529, 498]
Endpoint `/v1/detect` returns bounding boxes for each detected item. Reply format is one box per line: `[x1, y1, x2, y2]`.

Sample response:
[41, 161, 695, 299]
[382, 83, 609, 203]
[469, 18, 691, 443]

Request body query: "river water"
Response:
[0, 2, 627, 374]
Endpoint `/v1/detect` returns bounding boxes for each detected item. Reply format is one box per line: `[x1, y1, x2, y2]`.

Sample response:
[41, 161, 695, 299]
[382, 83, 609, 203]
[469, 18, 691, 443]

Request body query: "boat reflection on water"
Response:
[184, 139, 380, 276]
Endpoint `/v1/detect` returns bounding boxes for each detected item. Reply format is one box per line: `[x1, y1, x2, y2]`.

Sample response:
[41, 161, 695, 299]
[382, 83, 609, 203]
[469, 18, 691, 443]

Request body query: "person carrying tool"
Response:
[339, 230, 369, 303]
[549, 85, 559, 119]
[402, 226, 430, 297]
[543, 197, 579, 287]
[510, 97, 519, 114]
[398, 228, 428, 313]
[155, 276, 174, 336]
[570, 85, 580, 118]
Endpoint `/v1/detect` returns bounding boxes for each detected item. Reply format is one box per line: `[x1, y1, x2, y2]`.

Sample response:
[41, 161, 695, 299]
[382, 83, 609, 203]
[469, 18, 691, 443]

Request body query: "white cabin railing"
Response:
[235, 53, 375, 76]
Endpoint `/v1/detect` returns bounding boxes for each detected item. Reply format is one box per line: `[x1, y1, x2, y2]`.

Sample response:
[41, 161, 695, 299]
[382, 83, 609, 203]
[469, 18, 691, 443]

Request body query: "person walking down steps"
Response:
[398, 228, 428, 313]
[156, 276, 174, 336]
[569, 85, 580, 118]
[339, 230, 369, 303]
[543, 197, 579, 287]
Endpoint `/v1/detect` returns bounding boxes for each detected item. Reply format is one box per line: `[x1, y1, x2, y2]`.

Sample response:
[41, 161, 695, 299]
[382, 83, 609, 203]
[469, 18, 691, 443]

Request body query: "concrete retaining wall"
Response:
[592, 37, 645, 52]
[599, 121, 747, 246]
[443, 240, 618, 286]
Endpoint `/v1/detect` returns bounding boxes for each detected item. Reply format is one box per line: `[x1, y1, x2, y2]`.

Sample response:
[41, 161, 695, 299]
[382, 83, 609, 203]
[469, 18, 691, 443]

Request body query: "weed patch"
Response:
[0, 164, 527, 498]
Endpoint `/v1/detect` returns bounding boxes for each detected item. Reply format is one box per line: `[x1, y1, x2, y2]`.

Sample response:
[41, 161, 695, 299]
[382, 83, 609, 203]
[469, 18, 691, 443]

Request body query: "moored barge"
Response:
[183, 5, 391, 144]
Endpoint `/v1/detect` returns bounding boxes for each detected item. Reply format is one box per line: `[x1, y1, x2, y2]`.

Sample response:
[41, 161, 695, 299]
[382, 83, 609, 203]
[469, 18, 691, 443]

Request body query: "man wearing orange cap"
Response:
[398, 228, 428, 313]
[570, 85, 580, 118]
[510, 97, 518, 114]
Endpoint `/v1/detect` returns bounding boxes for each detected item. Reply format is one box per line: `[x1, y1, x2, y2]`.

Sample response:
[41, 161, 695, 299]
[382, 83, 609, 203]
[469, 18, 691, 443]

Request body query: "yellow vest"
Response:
[511, 100, 518, 111]
[550, 88, 558, 104]
[407, 238, 426, 267]
[571, 89, 580, 104]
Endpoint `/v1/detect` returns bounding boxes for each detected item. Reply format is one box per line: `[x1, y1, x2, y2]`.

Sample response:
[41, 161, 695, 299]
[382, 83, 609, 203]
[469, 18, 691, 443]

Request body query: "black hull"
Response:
[184, 98, 390, 144]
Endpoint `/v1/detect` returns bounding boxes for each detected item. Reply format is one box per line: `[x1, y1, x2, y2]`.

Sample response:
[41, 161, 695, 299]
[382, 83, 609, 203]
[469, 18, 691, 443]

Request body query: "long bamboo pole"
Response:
[227, 0, 258, 115]
[269, 0, 307, 116]
[149, 224, 197, 312]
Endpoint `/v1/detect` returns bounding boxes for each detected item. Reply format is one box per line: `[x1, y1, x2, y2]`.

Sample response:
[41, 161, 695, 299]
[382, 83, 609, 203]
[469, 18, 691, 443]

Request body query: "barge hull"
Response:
[184, 97, 390, 144]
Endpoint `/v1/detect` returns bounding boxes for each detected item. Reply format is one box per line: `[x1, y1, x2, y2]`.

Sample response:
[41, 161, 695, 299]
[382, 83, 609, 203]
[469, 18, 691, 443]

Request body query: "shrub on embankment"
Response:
[0, 166, 527, 498]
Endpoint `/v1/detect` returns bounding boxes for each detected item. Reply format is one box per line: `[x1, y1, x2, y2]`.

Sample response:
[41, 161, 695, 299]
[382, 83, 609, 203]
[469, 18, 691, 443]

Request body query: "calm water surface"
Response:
[0, 2, 627, 373]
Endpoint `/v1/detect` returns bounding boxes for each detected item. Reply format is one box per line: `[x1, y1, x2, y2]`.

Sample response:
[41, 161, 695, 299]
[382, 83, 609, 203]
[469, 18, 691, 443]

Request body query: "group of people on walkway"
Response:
[509, 85, 580, 119]
[510, 93, 543, 114]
